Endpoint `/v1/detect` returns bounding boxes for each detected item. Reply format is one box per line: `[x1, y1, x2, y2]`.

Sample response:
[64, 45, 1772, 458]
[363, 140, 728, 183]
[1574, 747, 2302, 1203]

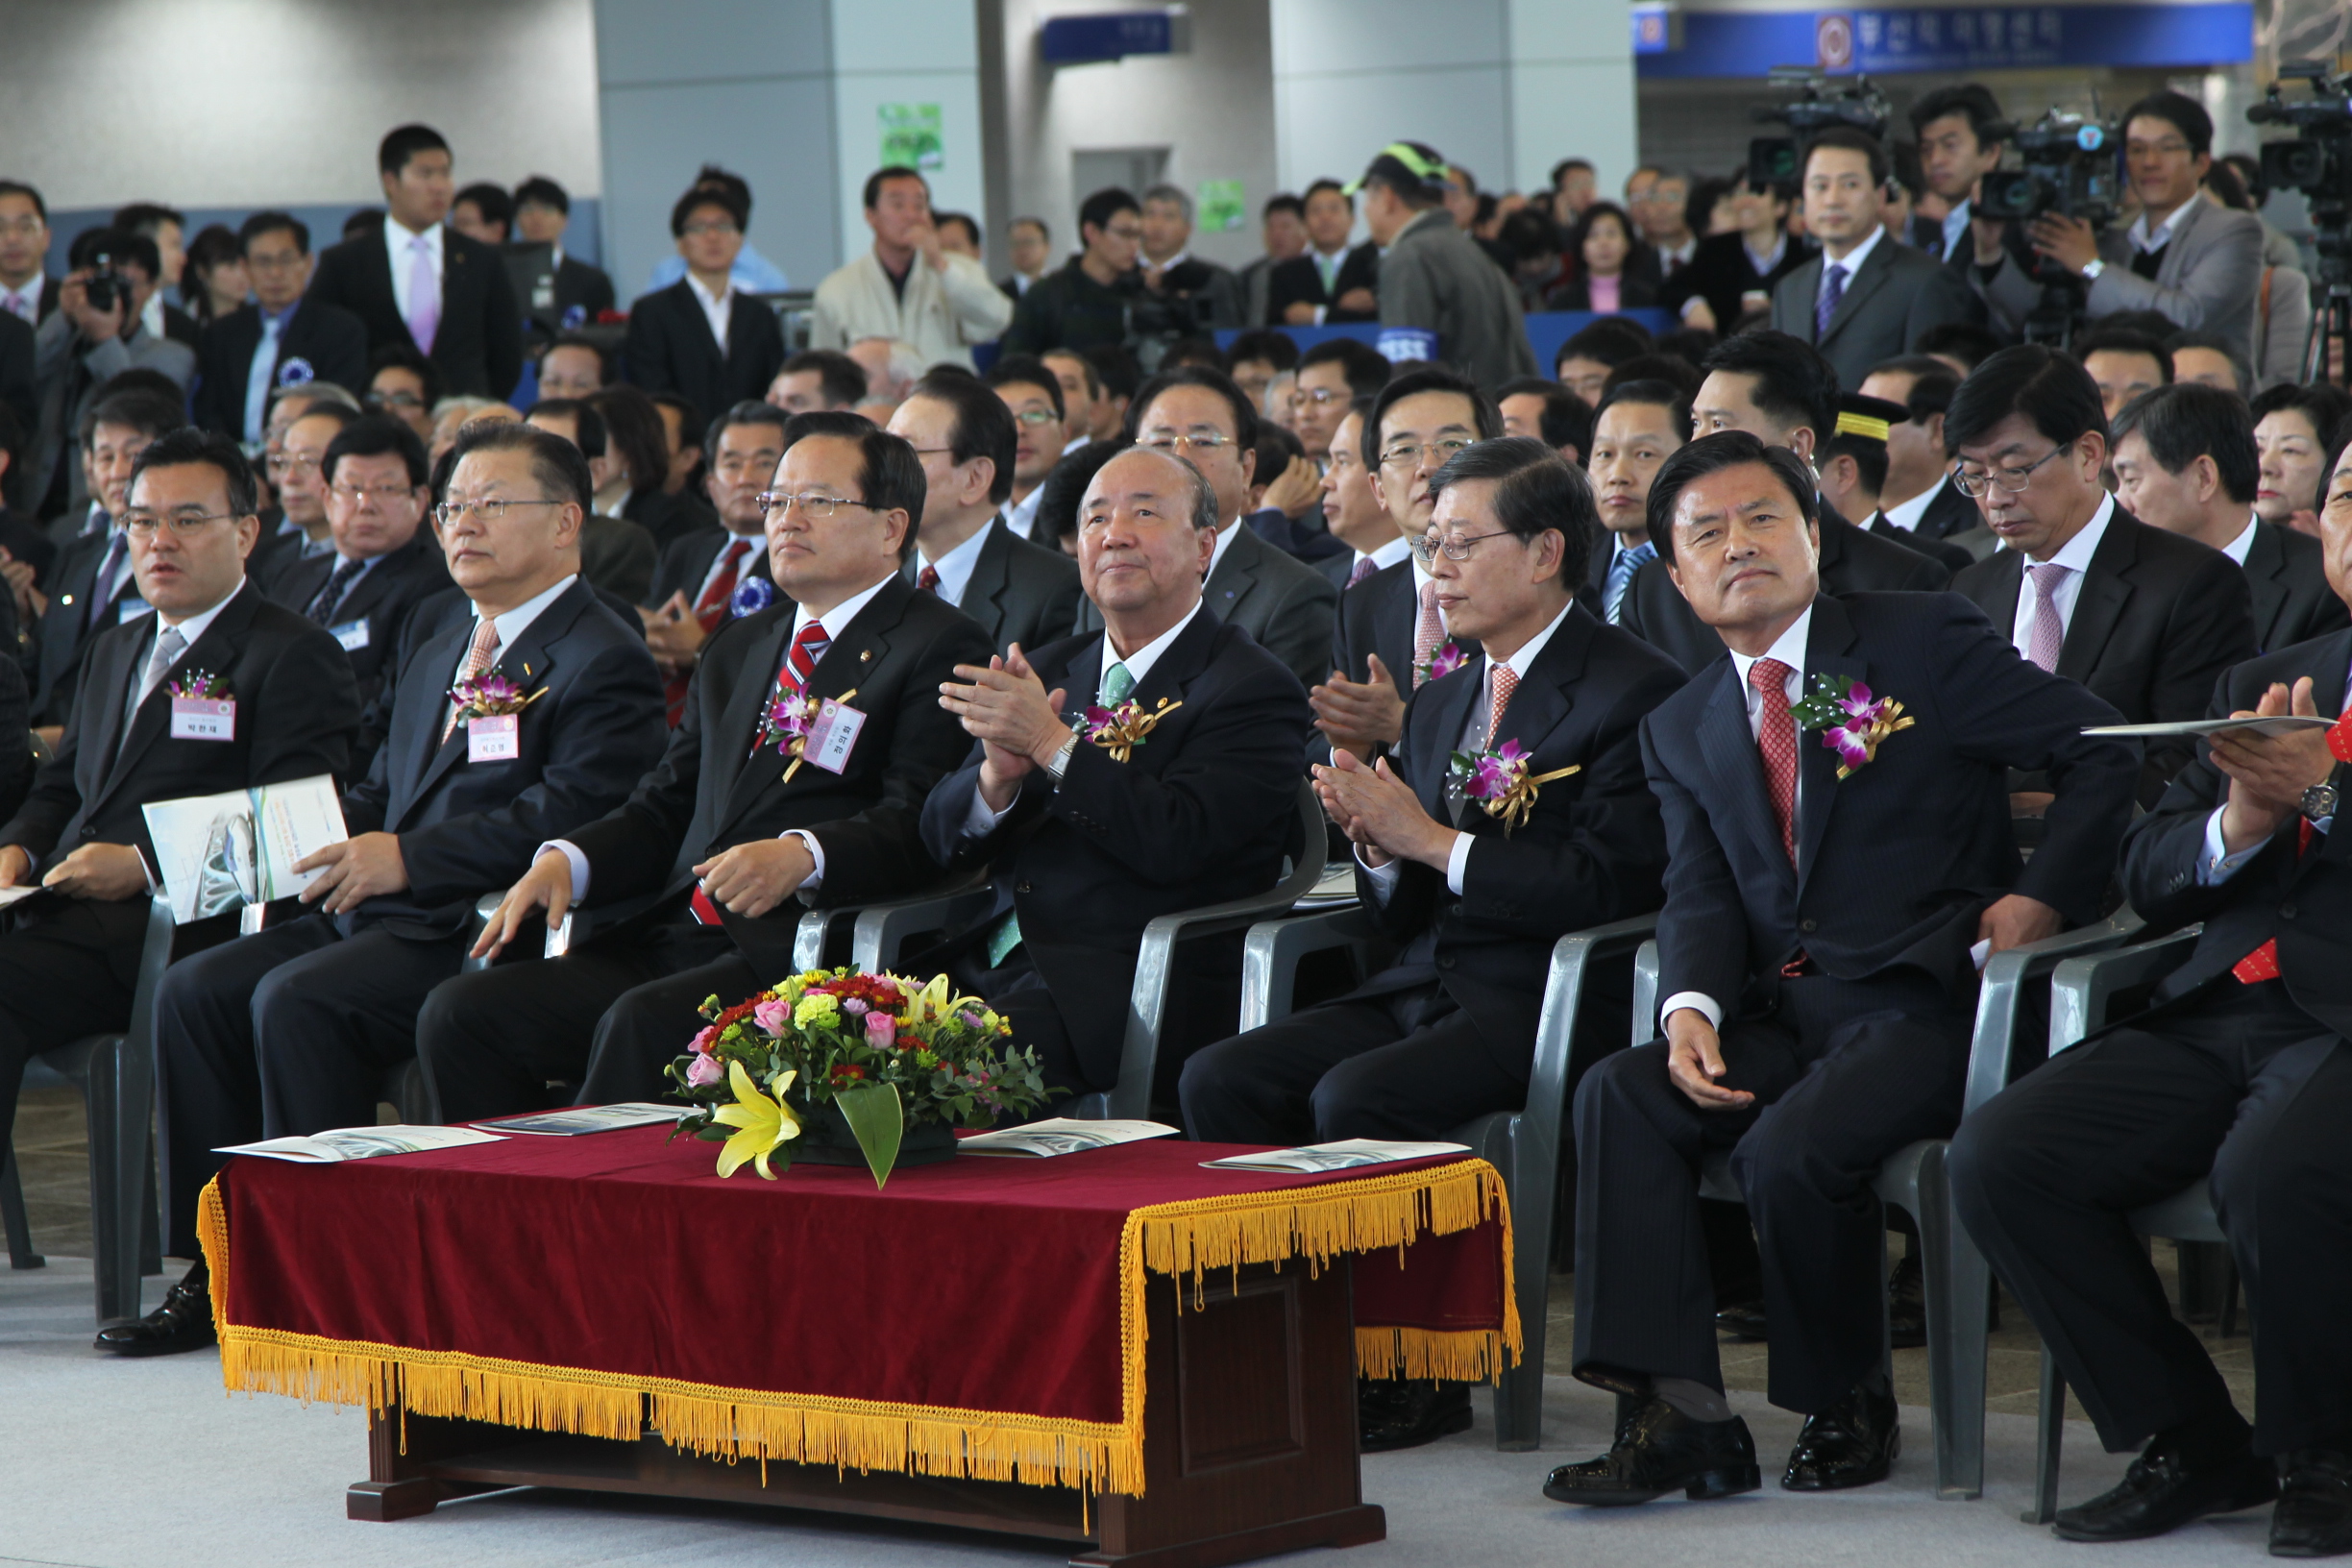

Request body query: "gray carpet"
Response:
[0, 1259, 2278, 1567]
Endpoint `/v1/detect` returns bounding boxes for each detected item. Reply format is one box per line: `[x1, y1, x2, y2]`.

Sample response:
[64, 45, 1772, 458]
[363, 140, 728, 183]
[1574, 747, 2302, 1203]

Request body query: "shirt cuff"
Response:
[2197, 807, 2266, 886]
[1678, 297, 1705, 321]
[784, 829, 824, 890]
[963, 785, 1015, 840]
[1659, 991, 1722, 1033]
[541, 839, 591, 902]
[1442, 831, 1472, 896]
[1355, 842, 1403, 904]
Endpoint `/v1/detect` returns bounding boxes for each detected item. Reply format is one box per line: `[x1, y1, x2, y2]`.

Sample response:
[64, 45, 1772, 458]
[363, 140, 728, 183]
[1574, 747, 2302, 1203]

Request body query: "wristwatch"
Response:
[2080, 257, 2105, 282]
[2301, 781, 2339, 824]
[1044, 734, 1077, 783]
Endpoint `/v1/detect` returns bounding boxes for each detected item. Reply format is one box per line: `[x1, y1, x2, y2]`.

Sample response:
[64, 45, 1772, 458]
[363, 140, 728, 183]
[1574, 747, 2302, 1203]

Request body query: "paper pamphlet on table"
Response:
[956, 1118, 1180, 1157]
[471, 1103, 680, 1137]
[0, 884, 45, 912]
[1202, 1139, 1472, 1173]
[141, 774, 347, 923]
[2084, 716, 2333, 739]
[215, 1125, 502, 1164]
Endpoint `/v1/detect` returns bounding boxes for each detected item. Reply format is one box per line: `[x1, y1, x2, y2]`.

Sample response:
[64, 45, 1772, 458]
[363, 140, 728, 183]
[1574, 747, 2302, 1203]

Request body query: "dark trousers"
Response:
[1178, 985, 1522, 1144]
[417, 917, 747, 1122]
[1572, 970, 1970, 1414]
[1949, 978, 2350, 1457]
[0, 898, 142, 1153]
[155, 917, 467, 1258]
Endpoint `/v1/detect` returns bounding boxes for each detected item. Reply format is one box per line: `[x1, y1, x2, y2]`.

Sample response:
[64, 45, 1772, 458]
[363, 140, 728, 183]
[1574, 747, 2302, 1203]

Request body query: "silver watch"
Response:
[2080, 257, 2106, 282]
[2301, 781, 2339, 823]
[1044, 735, 1077, 783]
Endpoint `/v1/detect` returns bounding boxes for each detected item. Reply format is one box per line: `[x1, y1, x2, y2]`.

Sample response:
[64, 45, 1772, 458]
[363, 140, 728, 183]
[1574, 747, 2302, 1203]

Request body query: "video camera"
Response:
[2250, 61, 2352, 284]
[1748, 69, 1891, 191]
[1975, 110, 2123, 228]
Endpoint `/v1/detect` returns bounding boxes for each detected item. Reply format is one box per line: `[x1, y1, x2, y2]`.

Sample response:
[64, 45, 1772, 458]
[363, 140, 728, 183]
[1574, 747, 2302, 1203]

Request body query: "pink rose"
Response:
[752, 998, 793, 1034]
[864, 1011, 896, 1047]
[686, 1052, 723, 1087]
[689, 1025, 719, 1056]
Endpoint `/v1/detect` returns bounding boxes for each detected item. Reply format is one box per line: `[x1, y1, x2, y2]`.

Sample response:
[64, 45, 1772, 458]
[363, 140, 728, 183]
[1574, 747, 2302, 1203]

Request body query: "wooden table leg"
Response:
[347, 1408, 512, 1521]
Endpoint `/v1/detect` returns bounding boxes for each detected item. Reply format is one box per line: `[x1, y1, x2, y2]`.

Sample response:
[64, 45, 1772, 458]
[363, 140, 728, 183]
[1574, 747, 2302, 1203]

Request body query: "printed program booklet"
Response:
[1202, 1139, 1472, 1173]
[214, 1125, 502, 1164]
[141, 774, 347, 922]
[2084, 716, 2333, 740]
[957, 1118, 1181, 1157]
[471, 1103, 681, 1137]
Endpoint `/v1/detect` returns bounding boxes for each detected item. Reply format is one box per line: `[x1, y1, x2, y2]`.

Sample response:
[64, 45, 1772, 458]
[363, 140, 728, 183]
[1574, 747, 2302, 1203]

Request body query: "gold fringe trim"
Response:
[199, 1159, 1517, 1495]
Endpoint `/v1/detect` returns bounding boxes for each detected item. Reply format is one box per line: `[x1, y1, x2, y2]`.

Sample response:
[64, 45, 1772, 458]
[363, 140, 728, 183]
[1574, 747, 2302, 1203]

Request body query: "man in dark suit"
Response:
[1268, 180, 1381, 326]
[1580, 380, 1690, 625]
[2110, 381, 2349, 656]
[99, 422, 665, 1358]
[888, 371, 1079, 654]
[192, 213, 368, 443]
[1071, 367, 1338, 691]
[1546, 433, 2136, 1508]
[1619, 332, 1948, 674]
[1947, 347, 2257, 806]
[1770, 131, 1976, 393]
[416, 413, 991, 1117]
[306, 125, 523, 400]
[1950, 534, 2352, 1550]
[925, 445, 1313, 1100]
[266, 417, 453, 733]
[0, 429, 359, 1248]
[641, 402, 788, 724]
[622, 185, 787, 437]
[513, 176, 616, 331]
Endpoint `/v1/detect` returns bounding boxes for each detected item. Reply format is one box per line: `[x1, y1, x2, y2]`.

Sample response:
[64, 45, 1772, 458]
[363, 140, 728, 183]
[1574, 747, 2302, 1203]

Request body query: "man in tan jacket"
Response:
[812, 168, 1012, 371]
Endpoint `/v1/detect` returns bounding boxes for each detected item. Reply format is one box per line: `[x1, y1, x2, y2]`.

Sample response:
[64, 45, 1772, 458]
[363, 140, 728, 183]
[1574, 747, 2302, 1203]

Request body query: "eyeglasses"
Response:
[432, 497, 565, 527]
[756, 491, 888, 521]
[1291, 386, 1346, 409]
[122, 511, 236, 537]
[331, 482, 418, 509]
[265, 453, 319, 477]
[1410, 527, 1515, 566]
[1139, 432, 1234, 453]
[1009, 407, 1061, 428]
[370, 390, 424, 410]
[1381, 438, 1475, 470]
[1950, 444, 2070, 497]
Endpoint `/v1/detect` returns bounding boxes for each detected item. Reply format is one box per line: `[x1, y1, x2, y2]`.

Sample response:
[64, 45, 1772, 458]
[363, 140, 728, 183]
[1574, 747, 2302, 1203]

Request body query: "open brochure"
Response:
[958, 1118, 1181, 1157]
[2084, 716, 2333, 740]
[471, 1103, 681, 1137]
[215, 1125, 502, 1164]
[0, 885, 43, 912]
[141, 774, 347, 923]
[1202, 1139, 1472, 1174]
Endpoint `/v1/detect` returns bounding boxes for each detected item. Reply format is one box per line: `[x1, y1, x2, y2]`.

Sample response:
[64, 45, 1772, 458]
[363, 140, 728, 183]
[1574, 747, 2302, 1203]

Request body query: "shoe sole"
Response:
[1360, 1405, 1475, 1454]
[93, 1335, 216, 1359]
[1545, 1466, 1763, 1507]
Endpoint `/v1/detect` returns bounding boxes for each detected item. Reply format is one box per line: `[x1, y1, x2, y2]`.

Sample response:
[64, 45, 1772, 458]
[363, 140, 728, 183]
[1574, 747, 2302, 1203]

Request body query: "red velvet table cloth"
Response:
[203, 1132, 1515, 1495]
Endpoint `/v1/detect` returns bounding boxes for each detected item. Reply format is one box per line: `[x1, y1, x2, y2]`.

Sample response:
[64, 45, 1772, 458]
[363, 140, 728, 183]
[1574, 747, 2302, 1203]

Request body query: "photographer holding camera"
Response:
[28, 226, 193, 521]
[1977, 91, 2262, 368]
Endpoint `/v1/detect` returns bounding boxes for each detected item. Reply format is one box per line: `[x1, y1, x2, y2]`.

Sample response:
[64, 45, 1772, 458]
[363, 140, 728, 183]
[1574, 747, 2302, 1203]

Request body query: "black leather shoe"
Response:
[2051, 1436, 2277, 1542]
[1888, 1253, 1926, 1350]
[94, 1268, 216, 1358]
[2270, 1449, 2352, 1557]
[1358, 1379, 1472, 1453]
[1544, 1396, 1762, 1506]
[1715, 1299, 1769, 1341]
[1783, 1382, 1899, 1490]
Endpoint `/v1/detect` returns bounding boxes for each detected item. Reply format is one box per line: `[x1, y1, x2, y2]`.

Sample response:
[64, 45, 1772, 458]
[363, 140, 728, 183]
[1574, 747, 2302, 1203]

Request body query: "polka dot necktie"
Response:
[1751, 657, 1799, 863]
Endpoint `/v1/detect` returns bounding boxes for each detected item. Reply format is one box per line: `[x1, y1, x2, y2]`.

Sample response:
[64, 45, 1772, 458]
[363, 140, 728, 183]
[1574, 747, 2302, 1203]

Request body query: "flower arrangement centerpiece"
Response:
[667, 969, 1052, 1187]
[1790, 674, 1915, 779]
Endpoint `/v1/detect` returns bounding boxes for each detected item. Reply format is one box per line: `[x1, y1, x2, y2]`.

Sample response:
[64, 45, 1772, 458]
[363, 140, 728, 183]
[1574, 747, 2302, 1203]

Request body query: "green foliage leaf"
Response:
[833, 1081, 904, 1189]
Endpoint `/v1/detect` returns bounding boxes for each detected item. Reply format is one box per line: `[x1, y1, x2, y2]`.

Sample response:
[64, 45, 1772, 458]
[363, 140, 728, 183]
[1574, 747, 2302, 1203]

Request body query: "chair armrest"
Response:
[2049, 927, 2202, 1054]
[849, 882, 1000, 972]
[1630, 940, 1660, 1050]
[1239, 906, 1378, 1031]
[123, 893, 178, 1046]
[1959, 912, 2145, 1115]
[1525, 912, 1659, 1151]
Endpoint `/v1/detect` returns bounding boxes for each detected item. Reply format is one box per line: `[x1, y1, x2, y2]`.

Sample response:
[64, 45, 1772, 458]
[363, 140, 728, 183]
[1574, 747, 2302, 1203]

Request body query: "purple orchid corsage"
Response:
[1447, 738, 1581, 836]
[166, 671, 229, 700]
[1419, 640, 1471, 684]
[1789, 674, 1917, 780]
[449, 672, 540, 723]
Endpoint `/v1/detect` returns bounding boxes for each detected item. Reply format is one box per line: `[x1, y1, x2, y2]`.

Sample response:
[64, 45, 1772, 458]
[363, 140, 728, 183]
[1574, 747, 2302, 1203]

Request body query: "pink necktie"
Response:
[441, 618, 501, 743]
[406, 236, 441, 355]
[1488, 665, 1519, 741]
[2025, 563, 2070, 673]
[1411, 577, 1445, 688]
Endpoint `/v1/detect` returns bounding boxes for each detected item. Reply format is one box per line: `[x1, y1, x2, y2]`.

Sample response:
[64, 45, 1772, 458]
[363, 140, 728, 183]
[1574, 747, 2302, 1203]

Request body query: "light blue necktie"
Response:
[1604, 541, 1656, 625]
[1101, 660, 1135, 708]
[244, 312, 284, 444]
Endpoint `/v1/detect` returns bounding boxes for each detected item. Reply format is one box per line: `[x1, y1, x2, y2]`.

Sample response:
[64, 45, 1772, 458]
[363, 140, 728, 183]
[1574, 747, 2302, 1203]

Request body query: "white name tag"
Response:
[169, 698, 235, 741]
[116, 597, 151, 625]
[800, 698, 866, 775]
[330, 618, 371, 651]
[467, 714, 520, 763]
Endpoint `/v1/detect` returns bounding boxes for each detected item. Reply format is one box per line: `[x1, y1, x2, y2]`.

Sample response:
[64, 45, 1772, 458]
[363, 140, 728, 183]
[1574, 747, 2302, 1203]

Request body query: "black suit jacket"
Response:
[646, 527, 777, 615]
[1771, 236, 1977, 392]
[307, 227, 524, 399]
[338, 578, 665, 939]
[903, 519, 1080, 657]
[0, 650, 28, 827]
[1357, 607, 1683, 1072]
[1951, 507, 2257, 803]
[1641, 593, 2137, 1021]
[1660, 231, 1810, 332]
[2242, 519, 2350, 655]
[1265, 245, 1381, 325]
[191, 299, 370, 436]
[266, 531, 453, 717]
[621, 281, 786, 434]
[2119, 631, 2352, 1040]
[31, 526, 149, 724]
[1330, 557, 1419, 691]
[0, 309, 34, 463]
[919, 611, 1312, 1088]
[565, 574, 990, 977]
[1619, 506, 1948, 675]
[553, 256, 616, 325]
[0, 586, 358, 960]
[1867, 511, 1975, 576]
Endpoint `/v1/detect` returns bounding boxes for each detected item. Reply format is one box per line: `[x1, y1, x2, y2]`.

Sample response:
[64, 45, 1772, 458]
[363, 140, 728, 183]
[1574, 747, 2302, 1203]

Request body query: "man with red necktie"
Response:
[640, 401, 788, 725]
[414, 413, 990, 1120]
[1550, 431, 2135, 1509]
[1951, 466, 2352, 1555]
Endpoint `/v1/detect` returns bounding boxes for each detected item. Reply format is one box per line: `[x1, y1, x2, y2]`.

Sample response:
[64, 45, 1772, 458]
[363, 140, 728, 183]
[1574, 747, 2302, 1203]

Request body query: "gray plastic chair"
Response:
[1631, 915, 2144, 1499]
[2021, 926, 2211, 1526]
[1242, 904, 1661, 1450]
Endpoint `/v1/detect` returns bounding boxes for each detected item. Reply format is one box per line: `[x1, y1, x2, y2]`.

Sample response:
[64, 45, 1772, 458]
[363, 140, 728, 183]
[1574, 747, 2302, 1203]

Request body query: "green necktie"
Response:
[1102, 660, 1135, 707]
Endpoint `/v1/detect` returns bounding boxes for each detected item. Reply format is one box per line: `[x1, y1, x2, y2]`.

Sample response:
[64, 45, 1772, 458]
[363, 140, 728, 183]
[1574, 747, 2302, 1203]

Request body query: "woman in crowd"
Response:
[181, 224, 248, 330]
[1547, 202, 1658, 314]
[2250, 381, 2352, 540]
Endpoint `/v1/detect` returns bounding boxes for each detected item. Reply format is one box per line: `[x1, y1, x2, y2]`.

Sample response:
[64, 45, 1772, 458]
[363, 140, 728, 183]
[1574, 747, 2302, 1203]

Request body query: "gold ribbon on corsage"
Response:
[1448, 740, 1580, 837]
[1083, 698, 1182, 763]
[1790, 674, 1915, 780]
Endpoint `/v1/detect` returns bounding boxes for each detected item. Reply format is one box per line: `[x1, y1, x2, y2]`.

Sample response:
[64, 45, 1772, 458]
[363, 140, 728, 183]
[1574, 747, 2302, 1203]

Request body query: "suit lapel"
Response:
[94, 589, 261, 811]
[718, 579, 908, 830]
[709, 613, 794, 807]
[1415, 659, 1483, 813]
[2056, 514, 2138, 683]
[1373, 564, 1417, 680]
[1203, 525, 1259, 622]
[403, 585, 583, 821]
[1056, 635, 1109, 726]
[387, 617, 477, 820]
[1795, 597, 1864, 892]
[1491, 609, 1593, 760]
[2243, 522, 2288, 649]
[966, 522, 1014, 643]
[78, 630, 140, 792]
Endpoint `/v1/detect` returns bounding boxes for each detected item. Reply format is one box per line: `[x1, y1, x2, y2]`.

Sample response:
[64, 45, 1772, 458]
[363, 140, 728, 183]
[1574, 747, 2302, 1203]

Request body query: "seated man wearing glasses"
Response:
[0, 430, 359, 1347]
[413, 412, 990, 1121]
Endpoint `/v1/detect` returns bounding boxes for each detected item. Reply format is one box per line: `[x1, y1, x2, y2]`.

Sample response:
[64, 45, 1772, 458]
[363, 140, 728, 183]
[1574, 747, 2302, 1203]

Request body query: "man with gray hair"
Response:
[1139, 183, 1242, 332]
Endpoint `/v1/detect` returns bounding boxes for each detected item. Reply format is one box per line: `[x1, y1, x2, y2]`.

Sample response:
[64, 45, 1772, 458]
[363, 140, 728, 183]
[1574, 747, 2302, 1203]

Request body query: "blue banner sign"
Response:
[1636, 3, 2252, 77]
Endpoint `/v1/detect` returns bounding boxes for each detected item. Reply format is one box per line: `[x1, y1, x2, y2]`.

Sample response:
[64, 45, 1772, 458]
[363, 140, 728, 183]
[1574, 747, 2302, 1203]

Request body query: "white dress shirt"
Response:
[1878, 482, 1941, 534]
[1939, 201, 1973, 261]
[1350, 533, 1414, 577]
[916, 518, 996, 607]
[384, 216, 444, 326]
[1207, 515, 1246, 580]
[2009, 494, 2115, 659]
[1660, 605, 1815, 1032]
[687, 272, 733, 353]
[2219, 512, 2259, 566]
[1000, 486, 1044, 540]
[0, 272, 43, 325]
[2128, 192, 2201, 257]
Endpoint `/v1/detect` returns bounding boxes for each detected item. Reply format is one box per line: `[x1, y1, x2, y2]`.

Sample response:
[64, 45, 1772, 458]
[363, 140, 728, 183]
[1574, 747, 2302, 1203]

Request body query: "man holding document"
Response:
[0, 429, 357, 1249]
[103, 420, 665, 1358]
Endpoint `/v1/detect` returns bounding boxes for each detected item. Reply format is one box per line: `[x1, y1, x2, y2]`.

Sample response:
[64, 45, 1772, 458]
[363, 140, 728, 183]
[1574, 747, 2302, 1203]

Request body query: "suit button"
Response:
[1800, 918, 1818, 933]
[83, 826, 97, 838]
[1438, 956, 1457, 969]
[1016, 881, 1032, 894]
[2280, 902, 2296, 919]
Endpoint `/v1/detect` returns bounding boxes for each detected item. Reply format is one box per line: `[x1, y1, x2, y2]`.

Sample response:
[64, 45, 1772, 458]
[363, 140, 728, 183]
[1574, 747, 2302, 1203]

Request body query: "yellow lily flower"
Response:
[712, 1062, 802, 1179]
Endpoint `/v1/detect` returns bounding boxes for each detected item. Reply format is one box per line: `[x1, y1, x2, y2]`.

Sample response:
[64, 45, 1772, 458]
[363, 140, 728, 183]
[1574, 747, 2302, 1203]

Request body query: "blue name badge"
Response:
[330, 618, 371, 651]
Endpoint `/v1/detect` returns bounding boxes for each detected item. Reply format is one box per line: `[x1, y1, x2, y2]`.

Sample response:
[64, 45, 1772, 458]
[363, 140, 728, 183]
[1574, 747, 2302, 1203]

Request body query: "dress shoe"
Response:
[1715, 1299, 1769, 1341]
[1544, 1396, 1761, 1506]
[2050, 1436, 2277, 1542]
[1887, 1253, 1926, 1350]
[1358, 1379, 1472, 1453]
[1783, 1382, 1899, 1490]
[2271, 1449, 2352, 1557]
[94, 1268, 216, 1358]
